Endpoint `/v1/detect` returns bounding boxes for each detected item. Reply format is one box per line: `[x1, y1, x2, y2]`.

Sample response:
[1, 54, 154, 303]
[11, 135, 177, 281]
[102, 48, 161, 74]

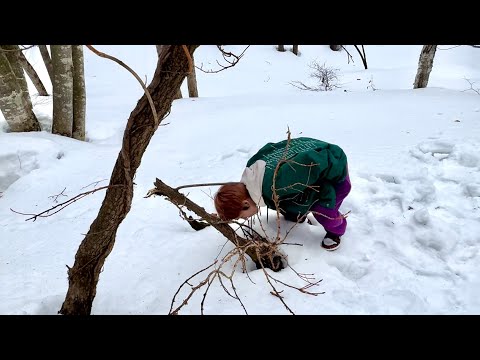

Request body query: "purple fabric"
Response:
[311, 172, 351, 236]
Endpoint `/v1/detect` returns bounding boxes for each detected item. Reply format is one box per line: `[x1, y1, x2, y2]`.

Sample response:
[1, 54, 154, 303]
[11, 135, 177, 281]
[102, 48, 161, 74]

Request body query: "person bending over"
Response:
[214, 137, 351, 251]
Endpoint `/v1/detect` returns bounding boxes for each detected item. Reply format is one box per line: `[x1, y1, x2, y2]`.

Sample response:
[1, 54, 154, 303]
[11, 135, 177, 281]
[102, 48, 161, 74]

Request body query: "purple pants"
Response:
[312, 173, 351, 236]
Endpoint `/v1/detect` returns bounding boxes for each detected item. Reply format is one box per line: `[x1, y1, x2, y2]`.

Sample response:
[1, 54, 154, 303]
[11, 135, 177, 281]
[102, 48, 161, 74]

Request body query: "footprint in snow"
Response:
[418, 140, 454, 158]
[219, 153, 234, 161]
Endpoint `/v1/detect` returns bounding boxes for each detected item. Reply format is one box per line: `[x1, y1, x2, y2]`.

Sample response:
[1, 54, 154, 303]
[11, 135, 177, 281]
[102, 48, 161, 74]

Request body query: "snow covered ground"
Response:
[1, 45, 479, 314]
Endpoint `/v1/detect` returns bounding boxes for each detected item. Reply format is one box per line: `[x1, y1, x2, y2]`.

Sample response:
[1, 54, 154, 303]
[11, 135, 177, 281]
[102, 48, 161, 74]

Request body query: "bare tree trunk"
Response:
[159, 44, 184, 100]
[413, 45, 437, 89]
[159, 44, 183, 100]
[0, 49, 40, 132]
[187, 56, 198, 97]
[51, 45, 73, 137]
[292, 45, 299, 55]
[277, 45, 285, 52]
[72, 45, 86, 141]
[59, 45, 199, 316]
[38, 45, 53, 82]
[329, 45, 342, 51]
[1, 45, 33, 109]
[15, 49, 49, 96]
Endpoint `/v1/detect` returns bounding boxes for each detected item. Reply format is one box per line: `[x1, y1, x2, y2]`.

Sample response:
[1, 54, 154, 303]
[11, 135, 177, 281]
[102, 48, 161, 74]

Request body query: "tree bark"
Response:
[1, 45, 33, 109]
[38, 45, 53, 82]
[292, 45, 299, 55]
[329, 45, 342, 51]
[15, 49, 49, 96]
[413, 45, 437, 89]
[175, 89, 183, 99]
[277, 45, 285, 52]
[72, 45, 86, 141]
[0, 49, 40, 132]
[187, 56, 198, 97]
[59, 45, 200, 316]
[51, 45, 73, 137]
[159, 45, 184, 100]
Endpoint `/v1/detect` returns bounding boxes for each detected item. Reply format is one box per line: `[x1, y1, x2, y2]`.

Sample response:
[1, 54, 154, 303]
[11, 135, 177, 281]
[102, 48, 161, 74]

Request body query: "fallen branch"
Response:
[10, 185, 124, 222]
[146, 178, 284, 272]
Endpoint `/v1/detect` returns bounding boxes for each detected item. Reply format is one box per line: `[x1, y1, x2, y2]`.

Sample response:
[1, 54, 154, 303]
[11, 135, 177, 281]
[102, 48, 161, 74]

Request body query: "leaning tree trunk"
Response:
[59, 45, 199, 316]
[38, 45, 53, 82]
[15, 49, 49, 96]
[51, 45, 73, 137]
[292, 45, 299, 55]
[187, 56, 198, 98]
[413, 45, 437, 89]
[72, 45, 86, 141]
[0, 49, 40, 132]
[1, 45, 34, 110]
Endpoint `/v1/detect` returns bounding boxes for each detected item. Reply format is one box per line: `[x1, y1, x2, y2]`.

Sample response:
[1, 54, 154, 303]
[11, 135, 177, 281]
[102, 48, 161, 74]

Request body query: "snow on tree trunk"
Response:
[72, 45, 86, 141]
[187, 56, 198, 97]
[413, 45, 437, 89]
[0, 49, 40, 132]
[51, 45, 73, 137]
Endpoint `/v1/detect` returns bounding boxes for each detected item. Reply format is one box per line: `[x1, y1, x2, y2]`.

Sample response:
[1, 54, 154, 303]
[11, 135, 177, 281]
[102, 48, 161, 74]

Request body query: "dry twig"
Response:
[11, 185, 124, 221]
[48, 187, 68, 203]
[196, 45, 250, 74]
[86, 45, 160, 127]
[463, 78, 480, 95]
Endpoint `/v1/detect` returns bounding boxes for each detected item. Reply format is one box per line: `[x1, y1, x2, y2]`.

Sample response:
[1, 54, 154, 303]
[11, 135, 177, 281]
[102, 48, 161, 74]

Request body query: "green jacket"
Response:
[241, 137, 348, 219]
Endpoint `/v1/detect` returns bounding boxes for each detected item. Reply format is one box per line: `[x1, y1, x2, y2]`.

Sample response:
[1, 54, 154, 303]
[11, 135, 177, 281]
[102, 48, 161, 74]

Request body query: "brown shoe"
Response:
[322, 232, 341, 251]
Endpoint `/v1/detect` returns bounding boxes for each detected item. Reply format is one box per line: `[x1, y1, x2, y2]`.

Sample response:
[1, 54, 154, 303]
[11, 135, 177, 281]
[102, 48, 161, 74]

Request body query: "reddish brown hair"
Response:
[214, 182, 249, 221]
